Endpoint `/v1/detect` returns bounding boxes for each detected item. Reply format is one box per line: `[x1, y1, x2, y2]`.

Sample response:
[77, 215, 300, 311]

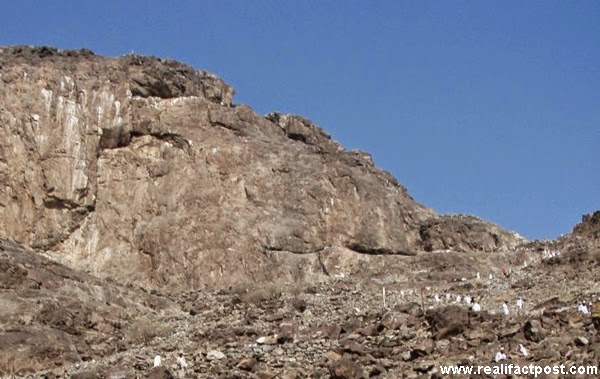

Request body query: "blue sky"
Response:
[1, 1, 598, 239]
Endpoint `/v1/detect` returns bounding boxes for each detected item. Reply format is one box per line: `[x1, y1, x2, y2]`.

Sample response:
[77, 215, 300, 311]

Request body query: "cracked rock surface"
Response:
[0, 46, 525, 292]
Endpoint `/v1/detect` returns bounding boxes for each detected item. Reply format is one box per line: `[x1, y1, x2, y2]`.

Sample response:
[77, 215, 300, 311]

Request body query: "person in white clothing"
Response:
[177, 353, 188, 369]
[501, 302, 510, 316]
[519, 344, 529, 357]
[154, 355, 162, 367]
[494, 347, 507, 362]
[516, 297, 524, 311]
[494, 348, 507, 362]
[464, 295, 472, 305]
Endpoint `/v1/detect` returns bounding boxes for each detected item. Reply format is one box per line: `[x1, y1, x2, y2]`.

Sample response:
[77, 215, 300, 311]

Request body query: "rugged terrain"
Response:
[0, 46, 523, 292]
[0, 211, 598, 378]
[0, 46, 598, 378]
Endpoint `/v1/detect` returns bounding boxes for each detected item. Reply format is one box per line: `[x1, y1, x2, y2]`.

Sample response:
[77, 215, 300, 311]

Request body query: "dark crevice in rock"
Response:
[264, 243, 412, 258]
[346, 243, 413, 256]
[287, 132, 308, 143]
[99, 127, 132, 149]
[317, 252, 331, 277]
[43, 196, 85, 211]
[262, 245, 311, 255]
[265, 112, 334, 150]
[208, 119, 247, 136]
[100, 128, 191, 154]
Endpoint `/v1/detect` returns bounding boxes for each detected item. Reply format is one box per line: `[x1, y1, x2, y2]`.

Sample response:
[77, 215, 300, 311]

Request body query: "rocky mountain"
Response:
[0, 46, 598, 378]
[0, 46, 524, 292]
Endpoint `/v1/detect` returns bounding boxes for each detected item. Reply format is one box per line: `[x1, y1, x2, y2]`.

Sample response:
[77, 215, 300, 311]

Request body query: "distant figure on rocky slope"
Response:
[494, 347, 507, 362]
[471, 299, 481, 312]
[177, 353, 188, 369]
[464, 295, 472, 306]
[519, 344, 529, 357]
[516, 297, 524, 311]
[154, 355, 162, 367]
[578, 302, 590, 315]
[501, 302, 509, 316]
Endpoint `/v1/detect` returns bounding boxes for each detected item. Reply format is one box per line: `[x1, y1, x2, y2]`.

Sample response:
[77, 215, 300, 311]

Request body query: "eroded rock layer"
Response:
[0, 46, 524, 290]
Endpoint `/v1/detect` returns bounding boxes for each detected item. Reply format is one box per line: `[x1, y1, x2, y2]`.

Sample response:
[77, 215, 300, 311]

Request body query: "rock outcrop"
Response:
[419, 214, 524, 252]
[0, 46, 524, 291]
[570, 211, 600, 246]
[558, 211, 600, 266]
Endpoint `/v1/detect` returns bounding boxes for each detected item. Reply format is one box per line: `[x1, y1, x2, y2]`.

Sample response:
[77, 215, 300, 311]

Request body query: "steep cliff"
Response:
[0, 46, 524, 290]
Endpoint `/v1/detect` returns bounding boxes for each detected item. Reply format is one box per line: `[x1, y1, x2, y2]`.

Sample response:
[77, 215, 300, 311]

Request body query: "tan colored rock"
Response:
[0, 46, 526, 292]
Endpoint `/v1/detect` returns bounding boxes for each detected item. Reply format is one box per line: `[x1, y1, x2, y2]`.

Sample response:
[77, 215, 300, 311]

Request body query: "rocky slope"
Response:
[1, 235, 598, 378]
[0, 46, 524, 291]
[0, 238, 177, 375]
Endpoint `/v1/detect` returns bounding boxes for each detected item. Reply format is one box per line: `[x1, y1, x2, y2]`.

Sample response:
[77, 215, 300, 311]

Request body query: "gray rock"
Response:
[206, 350, 226, 360]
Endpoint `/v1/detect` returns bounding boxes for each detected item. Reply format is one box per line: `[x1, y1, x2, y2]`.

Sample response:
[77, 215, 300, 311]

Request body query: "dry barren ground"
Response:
[3, 244, 598, 379]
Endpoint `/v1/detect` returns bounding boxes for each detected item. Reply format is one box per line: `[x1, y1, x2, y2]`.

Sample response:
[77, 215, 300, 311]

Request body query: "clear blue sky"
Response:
[2, 1, 598, 240]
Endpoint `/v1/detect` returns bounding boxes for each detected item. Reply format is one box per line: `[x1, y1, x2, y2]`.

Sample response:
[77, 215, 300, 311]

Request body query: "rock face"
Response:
[419, 214, 524, 252]
[569, 211, 600, 246]
[559, 211, 600, 266]
[0, 46, 524, 291]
